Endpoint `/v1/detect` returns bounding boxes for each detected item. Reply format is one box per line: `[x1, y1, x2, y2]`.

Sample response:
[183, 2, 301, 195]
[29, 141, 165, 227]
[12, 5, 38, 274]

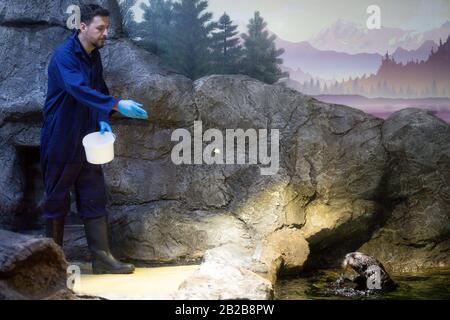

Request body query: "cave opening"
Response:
[14, 145, 45, 231]
[14, 145, 82, 231]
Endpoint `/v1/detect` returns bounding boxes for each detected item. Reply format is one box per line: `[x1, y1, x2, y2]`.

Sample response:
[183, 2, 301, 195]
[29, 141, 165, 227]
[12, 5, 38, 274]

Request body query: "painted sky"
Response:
[131, 0, 450, 42]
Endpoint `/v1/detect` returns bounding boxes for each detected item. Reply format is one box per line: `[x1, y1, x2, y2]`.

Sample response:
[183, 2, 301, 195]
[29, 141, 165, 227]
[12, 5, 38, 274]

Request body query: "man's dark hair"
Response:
[80, 4, 110, 25]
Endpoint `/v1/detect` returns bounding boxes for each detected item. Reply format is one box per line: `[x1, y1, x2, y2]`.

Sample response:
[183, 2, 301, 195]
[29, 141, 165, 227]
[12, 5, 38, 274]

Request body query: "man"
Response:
[40, 4, 147, 274]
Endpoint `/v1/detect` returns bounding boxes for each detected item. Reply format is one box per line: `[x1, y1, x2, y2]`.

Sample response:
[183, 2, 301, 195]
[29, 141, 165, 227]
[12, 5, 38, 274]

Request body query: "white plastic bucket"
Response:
[82, 132, 116, 164]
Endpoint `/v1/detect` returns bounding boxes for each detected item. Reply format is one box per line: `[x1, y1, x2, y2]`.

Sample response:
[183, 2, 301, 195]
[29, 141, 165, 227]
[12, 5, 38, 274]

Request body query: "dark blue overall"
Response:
[40, 30, 119, 220]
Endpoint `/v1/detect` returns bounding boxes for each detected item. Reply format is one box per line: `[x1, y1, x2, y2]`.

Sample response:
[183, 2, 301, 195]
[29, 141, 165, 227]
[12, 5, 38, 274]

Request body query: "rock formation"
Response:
[0, 229, 72, 299]
[0, 0, 448, 299]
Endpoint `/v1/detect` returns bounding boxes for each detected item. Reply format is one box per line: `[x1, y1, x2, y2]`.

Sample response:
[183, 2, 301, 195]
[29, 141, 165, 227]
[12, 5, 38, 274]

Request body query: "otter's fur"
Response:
[342, 252, 396, 291]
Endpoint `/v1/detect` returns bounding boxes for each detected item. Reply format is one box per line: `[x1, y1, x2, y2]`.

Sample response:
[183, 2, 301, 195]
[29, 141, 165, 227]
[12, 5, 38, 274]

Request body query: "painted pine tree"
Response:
[137, 0, 173, 56]
[241, 11, 287, 84]
[210, 13, 243, 74]
[120, 0, 139, 39]
[165, 0, 216, 79]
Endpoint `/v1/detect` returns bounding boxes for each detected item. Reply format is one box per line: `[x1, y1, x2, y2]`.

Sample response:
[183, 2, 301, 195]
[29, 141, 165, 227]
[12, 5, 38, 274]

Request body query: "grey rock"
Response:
[0, 24, 69, 228]
[360, 108, 450, 272]
[101, 38, 197, 127]
[0, 229, 71, 299]
[109, 201, 252, 265]
[189, 75, 387, 264]
[0, 25, 69, 116]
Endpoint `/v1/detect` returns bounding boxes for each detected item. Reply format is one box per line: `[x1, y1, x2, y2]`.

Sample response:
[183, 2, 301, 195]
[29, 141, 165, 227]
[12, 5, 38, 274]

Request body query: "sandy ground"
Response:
[72, 264, 199, 300]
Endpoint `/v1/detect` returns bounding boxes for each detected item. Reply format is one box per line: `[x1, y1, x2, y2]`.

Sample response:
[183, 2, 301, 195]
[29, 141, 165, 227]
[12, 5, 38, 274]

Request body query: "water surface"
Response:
[275, 269, 450, 300]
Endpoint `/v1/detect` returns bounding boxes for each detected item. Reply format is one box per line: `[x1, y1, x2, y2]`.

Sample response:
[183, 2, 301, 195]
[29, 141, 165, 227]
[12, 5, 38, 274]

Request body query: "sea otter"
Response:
[342, 252, 397, 291]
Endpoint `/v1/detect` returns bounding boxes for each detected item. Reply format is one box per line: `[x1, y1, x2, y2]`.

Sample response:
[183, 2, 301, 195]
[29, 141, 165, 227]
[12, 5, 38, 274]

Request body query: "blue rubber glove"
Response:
[117, 100, 148, 119]
[99, 121, 112, 135]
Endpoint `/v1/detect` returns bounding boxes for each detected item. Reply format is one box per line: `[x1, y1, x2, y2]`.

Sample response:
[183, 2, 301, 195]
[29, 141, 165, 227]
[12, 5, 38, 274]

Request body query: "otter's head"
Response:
[342, 252, 376, 275]
[343, 252, 358, 269]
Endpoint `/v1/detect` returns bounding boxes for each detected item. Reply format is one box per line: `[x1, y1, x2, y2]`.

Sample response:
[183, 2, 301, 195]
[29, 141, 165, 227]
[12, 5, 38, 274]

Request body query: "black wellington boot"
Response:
[83, 215, 135, 274]
[45, 218, 65, 246]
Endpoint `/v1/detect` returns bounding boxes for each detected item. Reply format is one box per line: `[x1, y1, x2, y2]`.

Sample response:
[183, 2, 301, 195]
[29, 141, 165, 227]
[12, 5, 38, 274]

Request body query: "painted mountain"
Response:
[277, 20, 450, 122]
[326, 35, 450, 98]
[275, 36, 382, 81]
[274, 26, 446, 82]
[308, 19, 450, 55]
[279, 65, 314, 84]
[392, 40, 438, 64]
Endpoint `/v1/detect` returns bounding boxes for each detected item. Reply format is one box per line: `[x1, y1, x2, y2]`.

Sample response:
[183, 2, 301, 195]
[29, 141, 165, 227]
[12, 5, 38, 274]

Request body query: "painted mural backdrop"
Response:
[125, 0, 450, 121]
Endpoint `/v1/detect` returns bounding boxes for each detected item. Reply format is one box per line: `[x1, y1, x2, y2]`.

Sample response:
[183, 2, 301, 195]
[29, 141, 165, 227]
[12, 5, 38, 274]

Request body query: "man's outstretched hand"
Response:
[116, 100, 148, 119]
[99, 121, 112, 135]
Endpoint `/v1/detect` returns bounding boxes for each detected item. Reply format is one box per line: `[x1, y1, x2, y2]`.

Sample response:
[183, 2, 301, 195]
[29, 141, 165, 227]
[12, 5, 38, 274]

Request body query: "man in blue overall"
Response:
[40, 4, 147, 274]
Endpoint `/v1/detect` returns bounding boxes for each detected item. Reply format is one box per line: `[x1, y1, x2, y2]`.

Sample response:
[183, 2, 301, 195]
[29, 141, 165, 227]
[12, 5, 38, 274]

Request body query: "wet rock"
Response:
[173, 262, 273, 300]
[171, 231, 309, 300]
[172, 243, 274, 300]
[260, 227, 310, 279]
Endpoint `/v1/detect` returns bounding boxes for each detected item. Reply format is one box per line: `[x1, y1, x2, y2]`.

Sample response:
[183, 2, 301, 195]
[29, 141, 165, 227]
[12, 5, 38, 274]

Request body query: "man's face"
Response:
[80, 16, 110, 49]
